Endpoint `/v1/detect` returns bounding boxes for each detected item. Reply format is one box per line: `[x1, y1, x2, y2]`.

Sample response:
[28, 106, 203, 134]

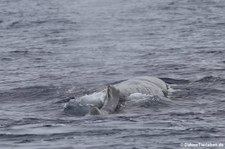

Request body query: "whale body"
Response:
[64, 76, 169, 116]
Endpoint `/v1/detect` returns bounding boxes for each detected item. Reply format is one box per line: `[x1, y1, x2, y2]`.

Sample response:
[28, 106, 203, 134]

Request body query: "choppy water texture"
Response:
[1, 0, 225, 148]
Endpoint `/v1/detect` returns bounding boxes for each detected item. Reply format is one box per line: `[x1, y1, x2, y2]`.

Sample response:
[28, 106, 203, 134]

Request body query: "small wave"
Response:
[7, 18, 76, 30]
[7, 20, 45, 29]
[160, 78, 190, 84]
[1, 57, 13, 61]
[195, 50, 224, 54]
[210, 109, 225, 116]
[195, 75, 225, 83]
[8, 50, 54, 56]
[0, 85, 59, 102]
[169, 111, 205, 117]
[0, 133, 42, 139]
[8, 20, 21, 28]
[9, 50, 29, 55]
[38, 50, 54, 54]
[185, 127, 219, 133]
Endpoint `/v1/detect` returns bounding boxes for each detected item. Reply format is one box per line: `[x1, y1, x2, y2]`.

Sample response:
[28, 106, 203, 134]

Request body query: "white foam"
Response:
[81, 91, 105, 103]
[128, 93, 156, 102]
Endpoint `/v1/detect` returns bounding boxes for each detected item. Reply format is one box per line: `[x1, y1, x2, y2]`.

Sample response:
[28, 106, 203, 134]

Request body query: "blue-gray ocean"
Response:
[1, 0, 225, 148]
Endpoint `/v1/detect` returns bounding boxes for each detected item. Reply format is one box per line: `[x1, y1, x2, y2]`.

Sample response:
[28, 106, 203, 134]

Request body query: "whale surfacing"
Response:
[64, 76, 169, 116]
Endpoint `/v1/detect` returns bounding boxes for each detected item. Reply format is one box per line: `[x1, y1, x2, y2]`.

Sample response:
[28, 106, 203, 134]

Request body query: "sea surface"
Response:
[1, 0, 225, 148]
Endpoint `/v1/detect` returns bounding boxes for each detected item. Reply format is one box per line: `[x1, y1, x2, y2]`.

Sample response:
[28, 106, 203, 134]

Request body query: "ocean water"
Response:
[1, 0, 225, 148]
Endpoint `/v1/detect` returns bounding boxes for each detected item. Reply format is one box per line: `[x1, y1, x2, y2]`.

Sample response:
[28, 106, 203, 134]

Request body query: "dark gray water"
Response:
[1, 0, 225, 148]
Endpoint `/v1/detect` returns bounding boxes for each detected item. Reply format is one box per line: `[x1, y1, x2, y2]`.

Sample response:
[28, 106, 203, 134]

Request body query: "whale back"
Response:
[114, 76, 168, 97]
[134, 76, 168, 92]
